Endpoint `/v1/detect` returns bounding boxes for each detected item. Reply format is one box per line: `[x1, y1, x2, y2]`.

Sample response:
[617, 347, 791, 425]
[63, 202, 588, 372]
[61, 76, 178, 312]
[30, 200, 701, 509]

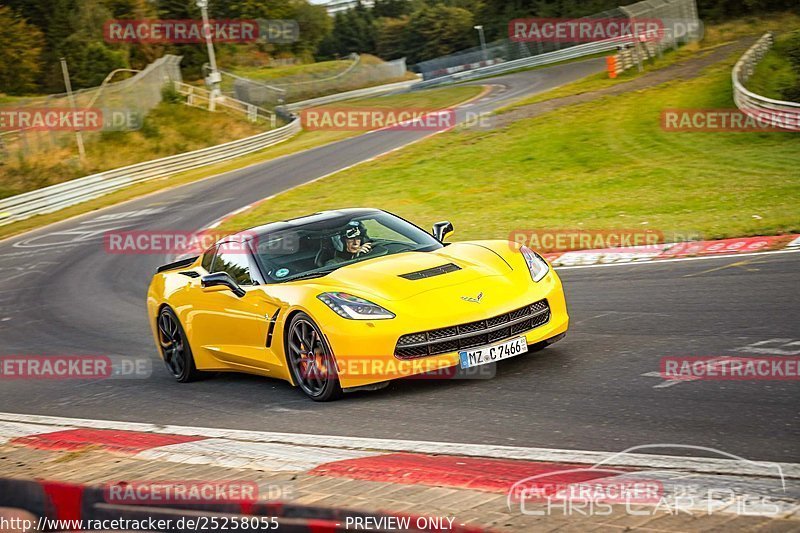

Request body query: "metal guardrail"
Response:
[282, 78, 422, 112]
[414, 38, 629, 89]
[0, 119, 301, 227]
[733, 32, 800, 131]
[174, 81, 276, 125]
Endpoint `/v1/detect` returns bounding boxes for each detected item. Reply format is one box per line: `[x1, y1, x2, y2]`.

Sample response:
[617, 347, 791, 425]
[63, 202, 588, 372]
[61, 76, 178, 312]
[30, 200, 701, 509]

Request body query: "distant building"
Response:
[315, 0, 376, 16]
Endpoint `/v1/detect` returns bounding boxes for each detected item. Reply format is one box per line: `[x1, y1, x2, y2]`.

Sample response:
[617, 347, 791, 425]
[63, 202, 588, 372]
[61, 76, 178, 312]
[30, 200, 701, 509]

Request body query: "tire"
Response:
[285, 312, 343, 402]
[157, 306, 201, 383]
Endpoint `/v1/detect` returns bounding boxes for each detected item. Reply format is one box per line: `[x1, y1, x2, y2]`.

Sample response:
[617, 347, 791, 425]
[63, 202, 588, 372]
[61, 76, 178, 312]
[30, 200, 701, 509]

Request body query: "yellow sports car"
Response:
[147, 209, 569, 401]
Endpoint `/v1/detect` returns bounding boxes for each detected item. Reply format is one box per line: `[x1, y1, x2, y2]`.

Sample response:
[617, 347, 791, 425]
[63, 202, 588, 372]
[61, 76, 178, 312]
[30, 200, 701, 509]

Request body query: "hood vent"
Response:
[399, 263, 461, 280]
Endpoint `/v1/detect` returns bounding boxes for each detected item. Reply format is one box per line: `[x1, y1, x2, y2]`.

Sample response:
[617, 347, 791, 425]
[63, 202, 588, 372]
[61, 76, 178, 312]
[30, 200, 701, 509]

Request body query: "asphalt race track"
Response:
[0, 57, 797, 463]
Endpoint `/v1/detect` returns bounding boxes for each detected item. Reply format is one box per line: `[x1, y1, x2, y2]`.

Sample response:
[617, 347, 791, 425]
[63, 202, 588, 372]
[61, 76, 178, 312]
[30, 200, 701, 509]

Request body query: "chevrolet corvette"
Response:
[147, 208, 569, 401]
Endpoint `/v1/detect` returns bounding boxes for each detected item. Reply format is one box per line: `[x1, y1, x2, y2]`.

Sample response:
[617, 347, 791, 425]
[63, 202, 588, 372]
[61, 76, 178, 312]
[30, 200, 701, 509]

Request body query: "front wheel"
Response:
[286, 312, 343, 402]
[157, 306, 201, 383]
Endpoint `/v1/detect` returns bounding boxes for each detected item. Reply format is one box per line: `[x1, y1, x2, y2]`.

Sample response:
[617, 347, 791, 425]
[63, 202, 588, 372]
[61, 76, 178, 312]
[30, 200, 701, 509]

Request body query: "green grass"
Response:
[230, 54, 409, 83]
[748, 30, 800, 100]
[496, 47, 703, 112]
[0, 94, 28, 105]
[224, 54, 417, 104]
[0, 85, 483, 241]
[221, 52, 800, 241]
[0, 102, 267, 200]
[499, 13, 800, 112]
[231, 58, 355, 83]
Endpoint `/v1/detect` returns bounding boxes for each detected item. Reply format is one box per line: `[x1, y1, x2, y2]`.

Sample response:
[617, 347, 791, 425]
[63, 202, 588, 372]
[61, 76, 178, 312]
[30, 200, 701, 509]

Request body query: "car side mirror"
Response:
[201, 272, 246, 298]
[432, 221, 454, 242]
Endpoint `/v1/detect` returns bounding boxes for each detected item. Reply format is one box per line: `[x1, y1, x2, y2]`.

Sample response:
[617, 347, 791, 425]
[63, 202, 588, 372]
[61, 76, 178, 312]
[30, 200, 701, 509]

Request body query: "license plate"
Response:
[459, 336, 528, 369]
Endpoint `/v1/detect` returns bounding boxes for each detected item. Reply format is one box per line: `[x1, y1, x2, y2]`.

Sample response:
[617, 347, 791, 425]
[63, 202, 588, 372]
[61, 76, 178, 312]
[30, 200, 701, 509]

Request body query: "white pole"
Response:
[197, 0, 221, 111]
[474, 25, 488, 63]
[60, 58, 86, 162]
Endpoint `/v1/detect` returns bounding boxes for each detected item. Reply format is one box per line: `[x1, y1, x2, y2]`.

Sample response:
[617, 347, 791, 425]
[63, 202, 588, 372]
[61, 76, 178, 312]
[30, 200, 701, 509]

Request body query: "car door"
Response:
[189, 241, 284, 374]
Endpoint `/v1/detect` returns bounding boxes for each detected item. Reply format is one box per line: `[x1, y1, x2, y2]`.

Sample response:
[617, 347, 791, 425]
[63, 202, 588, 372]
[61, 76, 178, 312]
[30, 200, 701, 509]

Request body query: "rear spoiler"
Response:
[156, 256, 199, 273]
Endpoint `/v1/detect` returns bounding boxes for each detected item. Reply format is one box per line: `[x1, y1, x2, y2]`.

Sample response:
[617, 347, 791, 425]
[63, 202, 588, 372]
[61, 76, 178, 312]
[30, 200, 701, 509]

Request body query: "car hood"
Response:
[311, 242, 519, 302]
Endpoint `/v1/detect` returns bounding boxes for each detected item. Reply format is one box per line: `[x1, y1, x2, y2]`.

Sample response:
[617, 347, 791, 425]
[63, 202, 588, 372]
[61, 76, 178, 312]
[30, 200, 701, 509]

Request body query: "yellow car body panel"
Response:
[147, 237, 569, 390]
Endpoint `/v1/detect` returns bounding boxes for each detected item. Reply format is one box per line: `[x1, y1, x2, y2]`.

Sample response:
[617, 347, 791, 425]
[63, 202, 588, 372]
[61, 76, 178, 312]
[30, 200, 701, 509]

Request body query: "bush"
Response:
[161, 84, 183, 104]
[779, 30, 800, 69]
[776, 30, 800, 102]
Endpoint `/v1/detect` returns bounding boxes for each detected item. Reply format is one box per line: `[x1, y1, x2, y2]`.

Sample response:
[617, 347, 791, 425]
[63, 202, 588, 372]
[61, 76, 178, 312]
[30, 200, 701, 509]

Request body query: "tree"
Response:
[403, 4, 475, 63]
[318, 2, 377, 57]
[59, 36, 128, 88]
[0, 6, 45, 94]
[373, 0, 414, 18]
[45, 0, 131, 90]
[376, 16, 410, 60]
[291, 2, 333, 59]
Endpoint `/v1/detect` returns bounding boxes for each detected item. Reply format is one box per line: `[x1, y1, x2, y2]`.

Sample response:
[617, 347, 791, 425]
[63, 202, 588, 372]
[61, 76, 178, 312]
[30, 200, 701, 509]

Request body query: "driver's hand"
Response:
[357, 242, 372, 255]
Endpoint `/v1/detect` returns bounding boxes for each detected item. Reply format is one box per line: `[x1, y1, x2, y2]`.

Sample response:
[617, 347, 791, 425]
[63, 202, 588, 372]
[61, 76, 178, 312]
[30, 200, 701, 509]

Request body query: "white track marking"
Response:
[556, 248, 800, 271]
[641, 357, 744, 389]
[734, 339, 800, 356]
[0, 412, 797, 479]
[135, 438, 379, 471]
[0, 420, 77, 445]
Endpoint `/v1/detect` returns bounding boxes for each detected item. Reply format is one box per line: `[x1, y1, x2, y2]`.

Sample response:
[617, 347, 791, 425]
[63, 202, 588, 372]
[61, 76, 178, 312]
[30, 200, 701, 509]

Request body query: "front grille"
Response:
[395, 299, 551, 359]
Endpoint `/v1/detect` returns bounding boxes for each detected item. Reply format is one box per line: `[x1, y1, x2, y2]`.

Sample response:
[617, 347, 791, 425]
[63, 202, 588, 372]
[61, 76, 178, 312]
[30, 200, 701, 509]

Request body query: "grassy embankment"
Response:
[226, 54, 418, 102]
[499, 13, 800, 110]
[0, 85, 483, 240]
[220, 18, 800, 240]
[746, 29, 800, 101]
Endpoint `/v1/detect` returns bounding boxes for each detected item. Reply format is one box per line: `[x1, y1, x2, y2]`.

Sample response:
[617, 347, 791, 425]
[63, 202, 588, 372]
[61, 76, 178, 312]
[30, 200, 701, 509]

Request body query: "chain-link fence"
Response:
[414, 0, 700, 80]
[0, 55, 182, 162]
[223, 55, 410, 108]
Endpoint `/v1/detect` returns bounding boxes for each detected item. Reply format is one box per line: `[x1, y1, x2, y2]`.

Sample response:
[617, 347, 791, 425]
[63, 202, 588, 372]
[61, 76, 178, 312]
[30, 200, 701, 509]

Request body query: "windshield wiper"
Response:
[281, 268, 338, 282]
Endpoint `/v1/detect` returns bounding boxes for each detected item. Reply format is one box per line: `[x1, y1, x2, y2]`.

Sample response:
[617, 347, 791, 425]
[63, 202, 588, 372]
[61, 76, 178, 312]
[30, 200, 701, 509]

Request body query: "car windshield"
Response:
[252, 211, 443, 283]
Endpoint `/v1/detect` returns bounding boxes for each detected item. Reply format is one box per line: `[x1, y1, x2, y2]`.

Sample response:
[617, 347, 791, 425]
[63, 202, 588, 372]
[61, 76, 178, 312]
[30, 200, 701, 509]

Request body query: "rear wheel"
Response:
[286, 313, 343, 402]
[157, 306, 200, 383]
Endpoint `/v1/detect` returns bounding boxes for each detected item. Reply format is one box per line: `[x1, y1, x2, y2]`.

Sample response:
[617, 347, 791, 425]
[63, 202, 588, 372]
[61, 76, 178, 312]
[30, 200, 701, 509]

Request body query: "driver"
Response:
[326, 222, 373, 265]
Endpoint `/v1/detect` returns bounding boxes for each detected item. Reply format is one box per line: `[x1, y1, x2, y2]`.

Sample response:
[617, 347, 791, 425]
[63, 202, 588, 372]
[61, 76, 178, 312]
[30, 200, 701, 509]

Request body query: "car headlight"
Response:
[318, 292, 395, 320]
[521, 246, 550, 282]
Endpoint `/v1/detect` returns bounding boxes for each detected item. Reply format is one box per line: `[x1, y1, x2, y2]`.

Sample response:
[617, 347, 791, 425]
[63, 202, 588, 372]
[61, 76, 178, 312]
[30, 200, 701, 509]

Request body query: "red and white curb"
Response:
[1, 412, 798, 518]
[546, 234, 800, 269]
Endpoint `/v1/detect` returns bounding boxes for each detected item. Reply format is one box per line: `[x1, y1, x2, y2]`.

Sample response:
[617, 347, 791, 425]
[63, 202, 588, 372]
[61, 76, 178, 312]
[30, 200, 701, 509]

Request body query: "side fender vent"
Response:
[399, 263, 461, 280]
[180, 271, 201, 278]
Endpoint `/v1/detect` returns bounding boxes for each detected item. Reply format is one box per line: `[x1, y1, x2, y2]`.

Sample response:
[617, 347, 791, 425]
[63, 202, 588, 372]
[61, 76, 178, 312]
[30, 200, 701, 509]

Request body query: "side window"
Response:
[361, 218, 414, 244]
[201, 246, 216, 272]
[213, 242, 253, 285]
